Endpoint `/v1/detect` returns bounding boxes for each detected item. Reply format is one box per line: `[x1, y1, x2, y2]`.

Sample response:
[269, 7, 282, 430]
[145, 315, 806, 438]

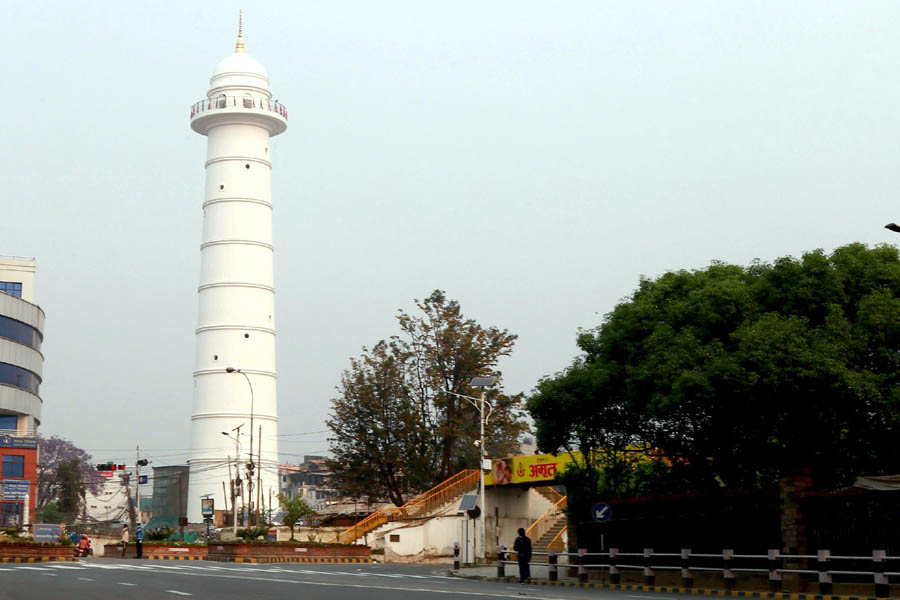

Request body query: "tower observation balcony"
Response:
[190, 96, 288, 136]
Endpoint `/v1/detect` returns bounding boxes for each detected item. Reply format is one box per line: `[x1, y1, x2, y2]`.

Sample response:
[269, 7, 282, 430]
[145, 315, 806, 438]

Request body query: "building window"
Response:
[2, 455, 24, 478]
[0, 314, 42, 351]
[0, 282, 22, 298]
[0, 362, 41, 395]
[0, 415, 16, 432]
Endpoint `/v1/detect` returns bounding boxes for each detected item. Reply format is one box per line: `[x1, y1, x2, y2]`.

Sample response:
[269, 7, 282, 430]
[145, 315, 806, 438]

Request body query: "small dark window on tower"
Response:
[245, 164, 250, 170]
[219, 184, 225, 190]
[244, 333, 250, 339]
[213, 355, 218, 361]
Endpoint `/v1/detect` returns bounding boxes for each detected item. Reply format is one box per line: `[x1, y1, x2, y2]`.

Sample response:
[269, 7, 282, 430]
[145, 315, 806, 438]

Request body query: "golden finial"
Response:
[235, 10, 246, 53]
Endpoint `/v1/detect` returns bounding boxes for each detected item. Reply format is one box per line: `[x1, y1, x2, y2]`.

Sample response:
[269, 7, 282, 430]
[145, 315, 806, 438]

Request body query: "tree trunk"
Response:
[780, 468, 813, 592]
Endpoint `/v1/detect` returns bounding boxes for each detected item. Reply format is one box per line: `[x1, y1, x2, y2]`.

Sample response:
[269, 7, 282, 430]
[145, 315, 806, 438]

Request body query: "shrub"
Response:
[145, 527, 173, 541]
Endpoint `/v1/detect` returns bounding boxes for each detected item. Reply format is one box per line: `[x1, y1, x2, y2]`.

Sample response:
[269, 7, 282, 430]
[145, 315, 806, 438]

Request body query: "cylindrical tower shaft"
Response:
[186, 26, 287, 524]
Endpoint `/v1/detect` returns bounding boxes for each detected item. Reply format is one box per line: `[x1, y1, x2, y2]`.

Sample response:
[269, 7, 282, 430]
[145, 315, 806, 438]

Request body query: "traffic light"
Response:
[137, 459, 148, 467]
[95, 463, 128, 471]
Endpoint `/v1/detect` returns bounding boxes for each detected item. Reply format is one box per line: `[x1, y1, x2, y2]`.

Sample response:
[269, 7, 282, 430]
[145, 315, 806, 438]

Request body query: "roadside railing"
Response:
[495, 547, 898, 596]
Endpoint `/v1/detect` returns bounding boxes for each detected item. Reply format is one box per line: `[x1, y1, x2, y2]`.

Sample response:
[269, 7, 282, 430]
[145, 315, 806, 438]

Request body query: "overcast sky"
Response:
[3, 1, 899, 468]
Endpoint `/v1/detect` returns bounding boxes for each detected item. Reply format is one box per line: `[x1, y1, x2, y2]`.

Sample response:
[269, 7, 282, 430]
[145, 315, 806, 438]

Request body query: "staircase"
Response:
[331, 470, 480, 544]
[524, 490, 567, 551]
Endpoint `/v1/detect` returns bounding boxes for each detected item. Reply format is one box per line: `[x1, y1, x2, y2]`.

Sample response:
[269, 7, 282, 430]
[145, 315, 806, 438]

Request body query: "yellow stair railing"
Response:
[524, 494, 567, 548]
[332, 469, 480, 544]
[547, 524, 567, 552]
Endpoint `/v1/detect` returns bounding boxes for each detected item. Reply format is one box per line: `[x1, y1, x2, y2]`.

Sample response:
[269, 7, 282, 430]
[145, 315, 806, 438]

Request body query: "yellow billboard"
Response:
[485, 451, 582, 486]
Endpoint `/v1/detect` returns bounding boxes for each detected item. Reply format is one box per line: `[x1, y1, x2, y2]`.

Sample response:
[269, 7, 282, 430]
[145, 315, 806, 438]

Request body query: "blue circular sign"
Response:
[592, 502, 612, 522]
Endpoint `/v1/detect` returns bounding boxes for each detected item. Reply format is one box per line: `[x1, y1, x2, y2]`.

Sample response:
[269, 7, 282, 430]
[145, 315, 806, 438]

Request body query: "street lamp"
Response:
[225, 367, 258, 525]
[444, 375, 498, 563]
[886, 223, 900, 233]
[221, 425, 243, 534]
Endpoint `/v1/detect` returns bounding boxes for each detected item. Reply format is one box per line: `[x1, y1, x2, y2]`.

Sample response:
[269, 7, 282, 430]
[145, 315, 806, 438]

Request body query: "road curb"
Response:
[147, 556, 204, 561]
[204, 557, 373, 564]
[0, 556, 77, 563]
[459, 573, 881, 600]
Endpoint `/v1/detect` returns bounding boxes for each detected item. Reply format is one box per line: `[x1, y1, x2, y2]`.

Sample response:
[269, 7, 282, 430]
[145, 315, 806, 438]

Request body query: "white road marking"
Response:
[102, 569, 574, 599]
[41, 573, 57, 576]
[628, 596, 676, 600]
[166, 591, 192, 596]
[78, 577, 95, 581]
[15, 567, 51, 571]
[118, 582, 137, 586]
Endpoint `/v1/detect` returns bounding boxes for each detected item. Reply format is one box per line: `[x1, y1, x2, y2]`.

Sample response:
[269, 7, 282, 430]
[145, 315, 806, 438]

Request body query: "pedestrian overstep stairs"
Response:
[525, 491, 568, 552]
[535, 516, 567, 551]
[331, 470, 480, 545]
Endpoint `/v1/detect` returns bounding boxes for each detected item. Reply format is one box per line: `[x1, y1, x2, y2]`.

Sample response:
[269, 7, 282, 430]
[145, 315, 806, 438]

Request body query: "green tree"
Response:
[36, 435, 101, 510]
[328, 290, 526, 505]
[56, 459, 84, 518]
[529, 243, 900, 551]
[277, 494, 316, 541]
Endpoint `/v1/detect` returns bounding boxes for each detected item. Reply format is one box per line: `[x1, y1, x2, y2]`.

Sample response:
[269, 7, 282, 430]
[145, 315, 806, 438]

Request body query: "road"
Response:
[0, 559, 693, 600]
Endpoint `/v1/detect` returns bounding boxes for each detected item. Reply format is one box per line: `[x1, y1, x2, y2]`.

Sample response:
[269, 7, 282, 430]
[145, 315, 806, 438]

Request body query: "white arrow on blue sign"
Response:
[592, 502, 612, 522]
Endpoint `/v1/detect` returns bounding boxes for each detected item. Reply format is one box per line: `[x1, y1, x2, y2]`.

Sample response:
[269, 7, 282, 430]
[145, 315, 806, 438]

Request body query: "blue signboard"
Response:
[2, 481, 30, 500]
[139, 475, 148, 485]
[592, 502, 612, 523]
[34, 524, 61, 543]
[0, 435, 37, 449]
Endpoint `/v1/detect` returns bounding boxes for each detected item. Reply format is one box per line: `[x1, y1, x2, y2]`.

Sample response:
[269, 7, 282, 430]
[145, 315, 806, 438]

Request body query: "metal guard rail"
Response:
[493, 547, 898, 596]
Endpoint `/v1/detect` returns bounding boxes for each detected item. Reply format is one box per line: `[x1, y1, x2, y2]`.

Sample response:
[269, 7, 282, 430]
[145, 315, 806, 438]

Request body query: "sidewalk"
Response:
[445, 565, 888, 600]
[444, 564, 580, 583]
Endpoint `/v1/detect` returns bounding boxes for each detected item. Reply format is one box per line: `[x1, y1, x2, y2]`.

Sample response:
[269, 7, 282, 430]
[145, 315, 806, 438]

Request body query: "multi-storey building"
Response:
[0, 257, 44, 526]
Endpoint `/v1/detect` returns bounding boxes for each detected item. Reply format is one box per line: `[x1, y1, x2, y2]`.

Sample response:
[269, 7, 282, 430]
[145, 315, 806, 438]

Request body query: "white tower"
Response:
[186, 18, 287, 523]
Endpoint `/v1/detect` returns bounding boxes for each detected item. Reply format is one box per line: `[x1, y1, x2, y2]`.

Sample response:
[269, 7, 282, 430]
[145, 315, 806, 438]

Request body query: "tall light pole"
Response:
[222, 425, 243, 534]
[226, 367, 257, 524]
[445, 375, 497, 563]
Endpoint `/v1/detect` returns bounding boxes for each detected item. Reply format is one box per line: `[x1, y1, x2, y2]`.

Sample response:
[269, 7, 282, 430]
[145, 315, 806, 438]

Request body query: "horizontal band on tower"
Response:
[200, 239, 274, 251]
[206, 155, 272, 168]
[203, 197, 272, 209]
[193, 368, 276, 378]
[195, 324, 275, 334]
[191, 411, 278, 421]
[198, 282, 275, 292]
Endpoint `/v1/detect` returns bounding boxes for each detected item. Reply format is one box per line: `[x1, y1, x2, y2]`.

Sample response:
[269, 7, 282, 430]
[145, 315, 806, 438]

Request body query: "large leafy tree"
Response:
[37, 435, 102, 510]
[529, 244, 900, 550]
[328, 291, 526, 505]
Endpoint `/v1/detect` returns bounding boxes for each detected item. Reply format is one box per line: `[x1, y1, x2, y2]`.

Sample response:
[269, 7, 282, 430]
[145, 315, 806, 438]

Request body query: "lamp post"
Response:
[221, 425, 243, 534]
[886, 223, 900, 233]
[226, 367, 258, 524]
[444, 376, 497, 563]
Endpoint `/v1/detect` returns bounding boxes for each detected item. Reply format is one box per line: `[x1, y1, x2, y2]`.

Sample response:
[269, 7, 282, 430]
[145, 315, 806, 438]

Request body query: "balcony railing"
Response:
[190, 96, 288, 120]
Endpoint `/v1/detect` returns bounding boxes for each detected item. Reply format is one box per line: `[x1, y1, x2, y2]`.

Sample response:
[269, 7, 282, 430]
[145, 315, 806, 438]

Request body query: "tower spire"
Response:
[235, 10, 245, 53]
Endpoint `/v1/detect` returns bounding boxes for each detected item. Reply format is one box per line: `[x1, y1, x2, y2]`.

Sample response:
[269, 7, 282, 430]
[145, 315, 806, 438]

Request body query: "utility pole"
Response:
[256, 425, 262, 526]
[121, 472, 136, 531]
[135, 446, 141, 524]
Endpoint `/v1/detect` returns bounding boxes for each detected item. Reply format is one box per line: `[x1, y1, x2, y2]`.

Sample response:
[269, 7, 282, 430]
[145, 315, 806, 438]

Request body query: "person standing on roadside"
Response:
[134, 522, 144, 559]
[120, 524, 129, 557]
[513, 527, 532, 583]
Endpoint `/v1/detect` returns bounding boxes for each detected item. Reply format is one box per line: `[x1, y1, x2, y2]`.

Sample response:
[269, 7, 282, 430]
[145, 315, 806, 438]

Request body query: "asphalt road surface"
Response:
[0, 559, 690, 600]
